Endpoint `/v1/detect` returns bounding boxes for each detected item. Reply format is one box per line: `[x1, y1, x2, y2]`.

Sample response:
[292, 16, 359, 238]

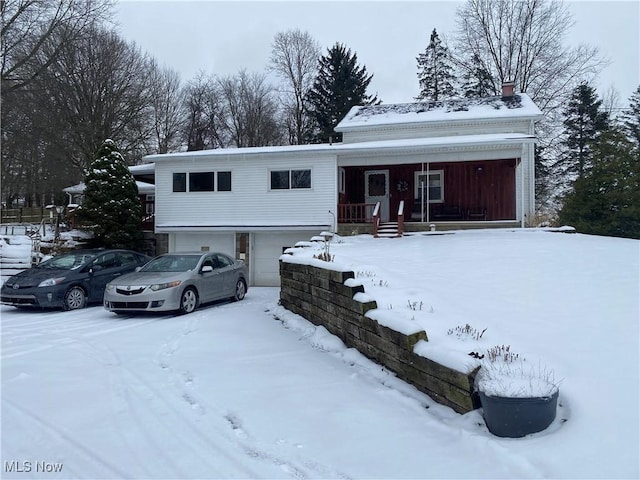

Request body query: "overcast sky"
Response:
[115, 1, 639, 106]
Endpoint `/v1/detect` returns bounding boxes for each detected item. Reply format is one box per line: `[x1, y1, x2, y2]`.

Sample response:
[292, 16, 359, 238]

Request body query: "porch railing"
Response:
[337, 203, 376, 223]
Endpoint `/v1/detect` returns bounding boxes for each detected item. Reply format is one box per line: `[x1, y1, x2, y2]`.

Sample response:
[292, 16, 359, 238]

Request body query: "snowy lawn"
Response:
[1, 228, 638, 479]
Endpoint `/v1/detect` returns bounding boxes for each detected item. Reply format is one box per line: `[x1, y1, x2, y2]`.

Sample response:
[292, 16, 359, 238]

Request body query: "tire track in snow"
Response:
[2, 399, 130, 478]
[65, 333, 261, 478]
[3, 308, 262, 478]
[154, 304, 353, 480]
[1, 307, 157, 360]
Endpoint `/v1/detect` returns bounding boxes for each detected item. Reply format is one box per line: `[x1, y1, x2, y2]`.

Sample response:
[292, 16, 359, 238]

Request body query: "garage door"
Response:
[252, 231, 317, 287]
[173, 233, 235, 257]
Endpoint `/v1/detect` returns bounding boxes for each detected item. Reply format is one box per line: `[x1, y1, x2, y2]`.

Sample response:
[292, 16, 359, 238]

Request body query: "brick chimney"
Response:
[502, 81, 515, 99]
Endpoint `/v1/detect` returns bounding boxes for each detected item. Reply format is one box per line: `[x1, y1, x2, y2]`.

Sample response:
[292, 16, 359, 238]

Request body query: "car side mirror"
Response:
[201, 265, 213, 273]
[89, 265, 103, 274]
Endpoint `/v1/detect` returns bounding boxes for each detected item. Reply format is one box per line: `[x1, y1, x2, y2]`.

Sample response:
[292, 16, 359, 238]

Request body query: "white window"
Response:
[145, 195, 155, 215]
[414, 170, 444, 203]
[270, 169, 311, 190]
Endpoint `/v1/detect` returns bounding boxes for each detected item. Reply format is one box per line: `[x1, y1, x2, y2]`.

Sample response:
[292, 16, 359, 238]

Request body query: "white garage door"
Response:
[172, 233, 235, 257]
[252, 231, 317, 287]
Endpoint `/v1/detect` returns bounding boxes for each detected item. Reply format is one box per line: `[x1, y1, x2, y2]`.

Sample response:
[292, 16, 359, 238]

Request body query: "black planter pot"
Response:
[479, 389, 559, 438]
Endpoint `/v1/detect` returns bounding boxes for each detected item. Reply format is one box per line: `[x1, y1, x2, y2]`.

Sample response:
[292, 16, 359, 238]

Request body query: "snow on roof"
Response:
[62, 181, 155, 195]
[144, 143, 336, 161]
[129, 163, 155, 175]
[335, 93, 544, 130]
[135, 181, 156, 194]
[145, 132, 536, 164]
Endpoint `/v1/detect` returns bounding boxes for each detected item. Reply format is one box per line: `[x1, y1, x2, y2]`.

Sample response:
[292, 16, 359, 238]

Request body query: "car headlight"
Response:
[105, 284, 115, 292]
[149, 280, 181, 291]
[38, 277, 66, 287]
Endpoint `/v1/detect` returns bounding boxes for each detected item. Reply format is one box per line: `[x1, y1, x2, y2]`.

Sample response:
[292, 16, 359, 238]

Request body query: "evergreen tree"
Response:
[460, 53, 495, 98]
[416, 29, 458, 101]
[306, 43, 378, 143]
[558, 128, 640, 239]
[80, 139, 143, 250]
[621, 85, 640, 151]
[534, 145, 555, 214]
[556, 82, 610, 183]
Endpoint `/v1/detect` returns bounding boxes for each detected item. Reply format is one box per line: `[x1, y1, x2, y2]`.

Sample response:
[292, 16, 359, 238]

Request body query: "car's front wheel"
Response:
[232, 279, 247, 302]
[179, 287, 198, 314]
[64, 286, 87, 310]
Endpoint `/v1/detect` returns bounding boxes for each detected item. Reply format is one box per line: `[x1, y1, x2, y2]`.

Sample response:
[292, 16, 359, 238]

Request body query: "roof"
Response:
[144, 132, 536, 165]
[63, 181, 155, 195]
[335, 93, 544, 131]
[129, 163, 155, 175]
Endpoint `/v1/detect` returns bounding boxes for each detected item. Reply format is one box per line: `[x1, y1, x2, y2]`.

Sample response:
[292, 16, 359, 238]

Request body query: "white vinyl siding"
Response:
[154, 153, 337, 230]
[340, 119, 533, 144]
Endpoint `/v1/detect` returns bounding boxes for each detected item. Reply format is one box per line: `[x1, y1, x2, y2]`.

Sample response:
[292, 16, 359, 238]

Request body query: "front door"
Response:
[365, 170, 390, 222]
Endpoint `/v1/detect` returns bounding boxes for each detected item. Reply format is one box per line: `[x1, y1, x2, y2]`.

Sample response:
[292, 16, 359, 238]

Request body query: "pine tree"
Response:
[80, 139, 143, 250]
[460, 53, 495, 98]
[621, 85, 640, 151]
[556, 82, 610, 183]
[416, 29, 458, 101]
[306, 43, 378, 143]
[558, 128, 640, 239]
[534, 145, 554, 214]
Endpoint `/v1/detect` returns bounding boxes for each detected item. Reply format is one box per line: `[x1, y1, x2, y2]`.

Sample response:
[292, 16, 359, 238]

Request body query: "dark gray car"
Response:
[1, 249, 151, 310]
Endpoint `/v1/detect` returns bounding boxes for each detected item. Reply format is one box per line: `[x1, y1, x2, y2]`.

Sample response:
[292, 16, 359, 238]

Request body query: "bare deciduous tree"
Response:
[35, 27, 154, 169]
[453, 0, 608, 213]
[453, 0, 606, 113]
[182, 71, 228, 151]
[270, 29, 320, 145]
[1, 0, 112, 92]
[218, 70, 282, 148]
[148, 62, 185, 154]
[0, 26, 157, 206]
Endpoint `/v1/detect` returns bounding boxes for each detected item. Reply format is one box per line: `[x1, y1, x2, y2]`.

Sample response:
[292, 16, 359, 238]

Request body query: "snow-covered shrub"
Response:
[475, 346, 559, 398]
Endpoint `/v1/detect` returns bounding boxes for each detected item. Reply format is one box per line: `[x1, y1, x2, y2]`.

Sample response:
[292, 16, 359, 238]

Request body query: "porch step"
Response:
[375, 222, 401, 238]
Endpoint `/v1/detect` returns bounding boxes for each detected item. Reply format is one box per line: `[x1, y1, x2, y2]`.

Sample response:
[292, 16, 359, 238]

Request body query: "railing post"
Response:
[397, 200, 405, 237]
[372, 202, 380, 238]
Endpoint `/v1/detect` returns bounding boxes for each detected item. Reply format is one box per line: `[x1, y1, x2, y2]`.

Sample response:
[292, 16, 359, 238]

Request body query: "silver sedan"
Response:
[104, 252, 248, 314]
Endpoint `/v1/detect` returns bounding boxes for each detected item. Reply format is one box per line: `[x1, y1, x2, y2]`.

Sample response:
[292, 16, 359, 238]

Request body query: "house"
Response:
[62, 178, 156, 230]
[145, 84, 543, 287]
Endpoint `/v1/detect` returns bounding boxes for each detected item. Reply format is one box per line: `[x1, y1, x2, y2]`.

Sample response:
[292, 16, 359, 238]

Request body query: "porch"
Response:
[337, 159, 522, 230]
[336, 220, 521, 236]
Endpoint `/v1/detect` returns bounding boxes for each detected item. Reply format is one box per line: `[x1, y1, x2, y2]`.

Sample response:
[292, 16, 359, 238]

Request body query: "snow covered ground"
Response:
[1, 228, 638, 479]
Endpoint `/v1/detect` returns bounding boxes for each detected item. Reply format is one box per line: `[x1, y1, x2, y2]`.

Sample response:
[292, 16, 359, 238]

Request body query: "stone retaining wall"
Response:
[279, 260, 479, 413]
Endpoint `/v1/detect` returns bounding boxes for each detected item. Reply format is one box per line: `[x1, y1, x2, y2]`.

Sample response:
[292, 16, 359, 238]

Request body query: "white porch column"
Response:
[521, 162, 525, 227]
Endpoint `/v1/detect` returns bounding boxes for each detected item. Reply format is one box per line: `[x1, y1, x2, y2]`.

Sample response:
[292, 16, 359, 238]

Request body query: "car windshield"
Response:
[140, 255, 200, 273]
[38, 252, 96, 270]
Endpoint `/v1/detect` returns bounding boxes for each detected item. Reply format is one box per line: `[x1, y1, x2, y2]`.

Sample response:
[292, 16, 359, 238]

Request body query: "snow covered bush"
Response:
[475, 346, 559, 398]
